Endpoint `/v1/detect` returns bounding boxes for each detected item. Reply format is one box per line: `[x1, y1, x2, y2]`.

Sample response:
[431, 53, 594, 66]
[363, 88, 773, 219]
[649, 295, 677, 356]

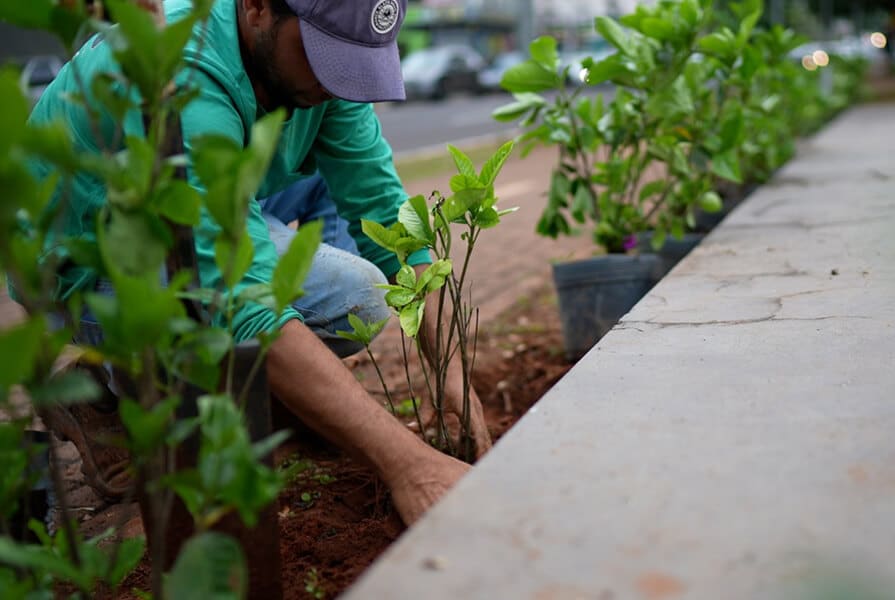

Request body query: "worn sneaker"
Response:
[38, 364, 133, 502]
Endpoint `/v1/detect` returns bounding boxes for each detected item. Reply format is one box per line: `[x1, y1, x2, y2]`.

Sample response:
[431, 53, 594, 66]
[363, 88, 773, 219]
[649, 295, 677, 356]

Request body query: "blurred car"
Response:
[401, 45, 486, 100]
[477, 50, 526, 93]
[790, 36, 884, 64]
[20, 55, 64, 105]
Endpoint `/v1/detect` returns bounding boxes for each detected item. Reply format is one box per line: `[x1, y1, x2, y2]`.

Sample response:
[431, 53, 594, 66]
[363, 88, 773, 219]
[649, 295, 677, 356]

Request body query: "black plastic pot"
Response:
[636, 232, 705, 282]
[10, 430, 53, 542]
[552, 254, 660, 361]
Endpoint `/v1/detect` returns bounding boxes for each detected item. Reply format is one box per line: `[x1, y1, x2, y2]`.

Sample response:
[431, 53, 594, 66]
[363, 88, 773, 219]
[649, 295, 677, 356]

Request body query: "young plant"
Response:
[493, 0, 853, 253]
[344, 141, 517, 462]
[0, 0, 320, 597]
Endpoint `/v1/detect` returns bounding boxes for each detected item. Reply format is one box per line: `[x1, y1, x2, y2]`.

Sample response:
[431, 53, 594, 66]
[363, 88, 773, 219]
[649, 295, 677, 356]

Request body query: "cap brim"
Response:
[300, 20, 406, 103]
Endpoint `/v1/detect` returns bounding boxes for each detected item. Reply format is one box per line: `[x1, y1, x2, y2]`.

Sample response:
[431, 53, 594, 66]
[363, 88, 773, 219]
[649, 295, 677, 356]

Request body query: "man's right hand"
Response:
[267, 319, 469, 526]
[387, 451, 469, 526]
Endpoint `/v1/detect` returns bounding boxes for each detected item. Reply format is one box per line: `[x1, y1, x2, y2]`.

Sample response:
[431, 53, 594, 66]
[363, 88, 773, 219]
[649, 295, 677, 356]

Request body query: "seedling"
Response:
[341, 141, 518, 462]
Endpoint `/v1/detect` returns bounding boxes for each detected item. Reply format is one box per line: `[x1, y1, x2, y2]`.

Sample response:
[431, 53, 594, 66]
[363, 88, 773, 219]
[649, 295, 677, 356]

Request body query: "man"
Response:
[31, 0, 491, 525]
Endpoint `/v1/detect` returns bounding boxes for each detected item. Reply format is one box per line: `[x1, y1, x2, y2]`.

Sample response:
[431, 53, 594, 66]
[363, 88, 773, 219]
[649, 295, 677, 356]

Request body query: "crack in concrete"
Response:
[722, 215, 889, 232]
[751, 197, 795, 218]
[619, 314, 874, 330]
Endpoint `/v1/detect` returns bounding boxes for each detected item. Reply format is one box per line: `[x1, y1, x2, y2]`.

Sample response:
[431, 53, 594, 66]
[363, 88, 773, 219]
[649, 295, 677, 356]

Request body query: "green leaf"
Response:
[88, 276, 185, 352]
[595, 16, 633, 56]
[650, 227, 667, 251]
[479, 140, 515, 187]
[449, 174, 481, 194]
[271, 220, 322, 313]
[108, 537, 146, 585]
[165, 532, 247, 600]
[646, 76, 694, 120]
[711, 150, 743, 183]
[398, 195, 433, 243]
[446, 145, 477, 179]
[0, 70, 33, 152]
[105, 0, 165, 99]
[492, 93, 546, 122]
[473, 206, 501, 229]
[0, 2, 87, 49]
[120, 397, 179, 455]
[183, 328, 233, 366]
[155, 180, 202, 226]
[640, 17, 675, 41]
[104, 208, 170, 277]
[29, 371, 102, 408]
[584, 54, 631, 86]
[639, 180, 666, 202]
[399, 302, 423, 338]
[738, 9, 762, 45]
[240, 110, 286, 204]
[698, 29, 736, 59]
[361, 220, 401, 252]
[719, 107, 745, 151]
[446, 189, 486, 223]
[215, 230, 255, 290]
[339, 313, 389, 346]
[384, 288, 417, 307]
[193, 134, 244, 234]
[0, 536, 85, 588]
[415, 260, 452, 293]
[0, 317, 44, 388]
[251, 430, 291, 461]
[395, 265, 416, 289]
[500, 60, 560, 93]
[345, 313, 370, 343]
[91, 72, 134, 125]
[528, 36, 559, 71]
[680, 0, 700, 27]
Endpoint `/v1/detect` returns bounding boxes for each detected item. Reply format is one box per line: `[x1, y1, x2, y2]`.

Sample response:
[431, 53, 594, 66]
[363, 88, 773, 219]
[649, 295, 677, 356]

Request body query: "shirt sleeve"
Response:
[311, 100, 431, 278]
[178, 72, 301, 343]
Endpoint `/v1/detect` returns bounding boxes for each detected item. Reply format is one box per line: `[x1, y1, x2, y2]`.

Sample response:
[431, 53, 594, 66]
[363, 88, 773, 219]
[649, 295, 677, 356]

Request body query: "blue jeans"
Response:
[259, 173, 390, 357]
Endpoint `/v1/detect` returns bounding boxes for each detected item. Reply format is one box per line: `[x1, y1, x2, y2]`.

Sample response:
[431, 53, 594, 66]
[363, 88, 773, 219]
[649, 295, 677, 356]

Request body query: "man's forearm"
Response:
[266, 319, 429, 483]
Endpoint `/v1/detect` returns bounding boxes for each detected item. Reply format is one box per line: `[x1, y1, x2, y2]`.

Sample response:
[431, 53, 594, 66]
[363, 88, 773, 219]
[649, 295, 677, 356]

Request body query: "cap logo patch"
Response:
[371, 0, 399, 35]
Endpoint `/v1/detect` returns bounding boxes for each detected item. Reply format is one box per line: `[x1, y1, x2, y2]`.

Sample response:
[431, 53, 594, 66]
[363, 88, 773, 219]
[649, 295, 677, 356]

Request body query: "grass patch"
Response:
[395, 137, 514, 183]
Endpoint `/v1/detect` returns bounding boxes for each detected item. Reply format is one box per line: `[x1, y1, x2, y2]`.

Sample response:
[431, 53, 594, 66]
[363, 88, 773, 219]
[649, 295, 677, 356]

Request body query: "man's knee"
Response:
[339, 255, 390, 330]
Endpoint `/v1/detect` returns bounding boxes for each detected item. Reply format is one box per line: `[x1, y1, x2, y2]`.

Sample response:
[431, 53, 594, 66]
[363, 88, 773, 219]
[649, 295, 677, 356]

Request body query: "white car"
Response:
[477, 51, 526, 93]
[401, 45, 486, 100]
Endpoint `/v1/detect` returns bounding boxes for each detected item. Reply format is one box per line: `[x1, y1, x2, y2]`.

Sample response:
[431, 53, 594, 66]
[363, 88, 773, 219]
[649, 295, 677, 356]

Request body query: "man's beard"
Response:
[252, 28, 298, 112]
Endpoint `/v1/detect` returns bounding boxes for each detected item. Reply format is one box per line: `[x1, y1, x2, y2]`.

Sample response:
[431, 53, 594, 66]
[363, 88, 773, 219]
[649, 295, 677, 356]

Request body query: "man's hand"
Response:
[268, 320, 469, 525]
[406, 264, 493, 460]
[388, 451, 470, 525]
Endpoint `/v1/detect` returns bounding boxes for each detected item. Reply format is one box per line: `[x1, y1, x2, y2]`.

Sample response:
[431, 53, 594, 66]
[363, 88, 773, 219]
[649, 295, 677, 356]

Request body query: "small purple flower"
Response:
[623, 235, 638, 251]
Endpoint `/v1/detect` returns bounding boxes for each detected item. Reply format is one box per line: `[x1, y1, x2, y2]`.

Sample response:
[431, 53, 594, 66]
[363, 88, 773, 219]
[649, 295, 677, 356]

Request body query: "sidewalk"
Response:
[345, 103, 895, 599]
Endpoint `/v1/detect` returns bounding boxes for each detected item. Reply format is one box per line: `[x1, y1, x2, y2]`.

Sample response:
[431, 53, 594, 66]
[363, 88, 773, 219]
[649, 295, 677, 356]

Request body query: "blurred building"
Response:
[406, 0, 650, 57]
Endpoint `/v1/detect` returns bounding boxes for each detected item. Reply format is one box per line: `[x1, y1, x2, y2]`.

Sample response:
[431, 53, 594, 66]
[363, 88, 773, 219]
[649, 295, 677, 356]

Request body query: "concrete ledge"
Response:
[344, 105, 895, 600]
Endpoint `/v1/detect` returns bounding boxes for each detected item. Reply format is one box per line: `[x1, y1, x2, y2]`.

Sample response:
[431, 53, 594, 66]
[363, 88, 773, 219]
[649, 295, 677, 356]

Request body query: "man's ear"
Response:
[241, 0, 267, 27]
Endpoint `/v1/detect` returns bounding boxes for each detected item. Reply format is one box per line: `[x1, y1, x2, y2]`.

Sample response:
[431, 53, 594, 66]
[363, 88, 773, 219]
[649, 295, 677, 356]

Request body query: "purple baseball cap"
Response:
[284, 0, 407, 103]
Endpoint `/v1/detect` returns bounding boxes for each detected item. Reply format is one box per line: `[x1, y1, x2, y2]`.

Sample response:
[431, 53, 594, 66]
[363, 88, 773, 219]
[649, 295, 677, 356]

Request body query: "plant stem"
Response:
[365, 346, 397, 416]
[399, 335, 427, 439]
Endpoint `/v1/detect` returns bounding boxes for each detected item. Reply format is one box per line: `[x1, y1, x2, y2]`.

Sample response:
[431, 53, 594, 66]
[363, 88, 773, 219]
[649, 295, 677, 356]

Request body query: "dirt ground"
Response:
[74, 283, 573, 599]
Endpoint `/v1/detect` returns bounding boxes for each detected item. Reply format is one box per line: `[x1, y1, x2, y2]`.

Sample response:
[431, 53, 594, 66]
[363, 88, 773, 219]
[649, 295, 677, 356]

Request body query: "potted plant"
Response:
[493, 0, 772, 359]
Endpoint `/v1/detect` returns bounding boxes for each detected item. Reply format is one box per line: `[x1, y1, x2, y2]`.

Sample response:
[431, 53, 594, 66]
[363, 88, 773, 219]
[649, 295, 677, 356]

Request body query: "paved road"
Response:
[376, 87, 612, 156]
[375, 92, 521, 156]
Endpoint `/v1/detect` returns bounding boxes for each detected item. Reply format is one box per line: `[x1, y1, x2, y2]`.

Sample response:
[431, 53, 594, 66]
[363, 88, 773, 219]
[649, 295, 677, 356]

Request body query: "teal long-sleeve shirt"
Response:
[26, 0, 428, 343]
